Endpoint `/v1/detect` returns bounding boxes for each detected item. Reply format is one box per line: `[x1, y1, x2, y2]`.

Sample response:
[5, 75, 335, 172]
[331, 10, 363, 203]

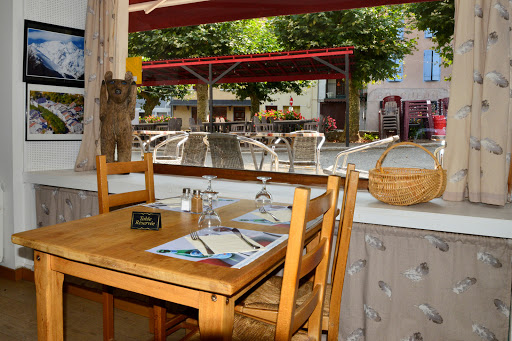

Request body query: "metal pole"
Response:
[209, 64, 214, 132]
[345, 54, 350, 147]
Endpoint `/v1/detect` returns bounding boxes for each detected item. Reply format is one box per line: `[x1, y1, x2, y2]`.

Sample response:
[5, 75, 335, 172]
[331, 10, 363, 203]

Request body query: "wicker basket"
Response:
[369, 142, 447, 206]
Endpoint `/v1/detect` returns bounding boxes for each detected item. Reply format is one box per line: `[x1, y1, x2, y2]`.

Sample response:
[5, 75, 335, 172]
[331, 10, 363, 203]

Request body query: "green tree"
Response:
[406, 0, 455, 67]
[218, 19, 310, 115]
[129, 21, 251, 120]
[137, 85, 189, 117]
[129, 19, 311, 119]
[271, 6, 416, 141]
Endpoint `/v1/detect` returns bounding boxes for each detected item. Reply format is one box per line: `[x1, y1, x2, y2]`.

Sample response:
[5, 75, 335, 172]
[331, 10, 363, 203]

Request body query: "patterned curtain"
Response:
[74, 0, 118, 171]
[340, 223, 511, 340]
[443, 0, 512, 205]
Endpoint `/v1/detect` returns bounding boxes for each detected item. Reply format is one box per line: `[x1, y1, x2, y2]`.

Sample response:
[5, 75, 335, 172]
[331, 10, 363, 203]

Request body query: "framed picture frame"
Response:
[26, 84, 85, 141]
[23, 20, 85, 88]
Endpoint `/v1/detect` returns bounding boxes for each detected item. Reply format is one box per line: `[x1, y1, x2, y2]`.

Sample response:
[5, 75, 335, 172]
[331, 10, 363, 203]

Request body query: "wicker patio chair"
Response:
[152, 132, 189, 164]
[275, 130, 325, 174]
[180, 132, 209, 166]
[207, 133, 245, 169]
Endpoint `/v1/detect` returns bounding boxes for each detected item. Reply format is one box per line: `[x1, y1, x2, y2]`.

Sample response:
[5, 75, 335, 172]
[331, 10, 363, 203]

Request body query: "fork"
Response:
[259, 206, 279, 221]
[190, 230, 215, 255]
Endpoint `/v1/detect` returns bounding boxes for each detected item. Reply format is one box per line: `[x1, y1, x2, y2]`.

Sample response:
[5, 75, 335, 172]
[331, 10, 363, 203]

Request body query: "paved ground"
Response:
[146, 138, 445, 175]
[237, 139, 444, 174]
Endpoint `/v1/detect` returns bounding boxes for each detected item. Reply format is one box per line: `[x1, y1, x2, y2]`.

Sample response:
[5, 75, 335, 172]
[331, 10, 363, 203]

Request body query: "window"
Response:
[387, 59, 403, 82]
[423, 50, 441, 81]
[424, 29, 433, 38]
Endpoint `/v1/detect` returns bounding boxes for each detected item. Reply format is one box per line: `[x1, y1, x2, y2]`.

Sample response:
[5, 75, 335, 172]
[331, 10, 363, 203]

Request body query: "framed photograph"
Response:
[23, 20, 85, 87]
[26, 84, 84, 141]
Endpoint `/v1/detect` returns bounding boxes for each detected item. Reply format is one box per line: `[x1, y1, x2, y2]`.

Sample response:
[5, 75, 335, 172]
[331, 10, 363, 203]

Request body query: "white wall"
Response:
[0, 0, 87, 270]
[0, 0, 15, 267]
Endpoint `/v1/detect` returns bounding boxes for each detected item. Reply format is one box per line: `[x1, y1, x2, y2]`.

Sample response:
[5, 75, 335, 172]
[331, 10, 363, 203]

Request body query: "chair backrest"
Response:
[304, 121, 320, 131]
[274, 175, 342, 340]
[96, 153, 155, 214]
[208, 133, 244, 169]
[327, 164, 359, 340]
[180, 133, 208, 166]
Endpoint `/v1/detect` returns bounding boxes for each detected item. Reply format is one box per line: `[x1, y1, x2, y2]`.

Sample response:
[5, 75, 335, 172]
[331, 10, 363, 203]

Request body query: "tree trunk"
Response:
[348, 80, 360, 142]
[139, 92, 160, 118]
[196, 83, 208, 121]
[249, 94, 260, 116]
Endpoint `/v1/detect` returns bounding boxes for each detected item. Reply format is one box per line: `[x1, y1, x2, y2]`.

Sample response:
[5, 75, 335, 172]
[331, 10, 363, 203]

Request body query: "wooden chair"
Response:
[96, 153, 188, 341]
[189, 175, 343, 340]
[235, 166, 360, 341]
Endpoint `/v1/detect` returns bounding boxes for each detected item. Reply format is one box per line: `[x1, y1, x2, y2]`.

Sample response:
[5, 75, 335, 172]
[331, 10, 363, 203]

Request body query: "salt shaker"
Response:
[191, 189, 203, 214]
[181, 188, 191, 211]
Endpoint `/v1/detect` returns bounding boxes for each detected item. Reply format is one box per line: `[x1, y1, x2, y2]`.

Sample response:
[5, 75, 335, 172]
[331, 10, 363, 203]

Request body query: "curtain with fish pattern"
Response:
[34, 185, 99, 227]
[443, 0, 512, 205]
[74, 0, 118, 171]
[340, 223, 511, 341]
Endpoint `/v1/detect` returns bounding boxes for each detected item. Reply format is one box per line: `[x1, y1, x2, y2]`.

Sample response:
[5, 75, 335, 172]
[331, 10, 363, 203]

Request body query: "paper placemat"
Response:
[252, 208, 292, 222]
[146, 227, 288, 269]
[232, 205, 292, 226]
[184, 234, 261, 255]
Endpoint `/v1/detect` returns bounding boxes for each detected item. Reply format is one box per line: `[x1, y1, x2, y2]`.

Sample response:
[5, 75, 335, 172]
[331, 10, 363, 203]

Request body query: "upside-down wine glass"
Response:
[202, 175, 218, 201]
[197, 190, 221, 235]
[255, 176, 272, 209]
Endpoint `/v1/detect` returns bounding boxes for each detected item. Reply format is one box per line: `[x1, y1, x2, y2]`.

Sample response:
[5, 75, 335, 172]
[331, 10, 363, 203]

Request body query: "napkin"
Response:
[185, 234, 263, 255]
[158, 197, 181, 207]
[252, 208, 292, 222]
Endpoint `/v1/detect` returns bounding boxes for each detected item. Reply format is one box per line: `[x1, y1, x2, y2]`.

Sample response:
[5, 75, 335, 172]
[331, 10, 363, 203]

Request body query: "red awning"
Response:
[142, 47, 354, 86]
[129, 0, 436, 32]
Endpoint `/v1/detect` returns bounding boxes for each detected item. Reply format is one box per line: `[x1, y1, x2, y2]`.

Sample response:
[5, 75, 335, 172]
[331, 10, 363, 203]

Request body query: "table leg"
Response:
[198, 292, 234, 341]
[34, 251, 64, 341]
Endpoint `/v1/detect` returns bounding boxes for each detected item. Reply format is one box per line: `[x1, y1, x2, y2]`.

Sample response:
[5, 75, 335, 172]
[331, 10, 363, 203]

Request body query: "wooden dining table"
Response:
[11, 199, 318, 341]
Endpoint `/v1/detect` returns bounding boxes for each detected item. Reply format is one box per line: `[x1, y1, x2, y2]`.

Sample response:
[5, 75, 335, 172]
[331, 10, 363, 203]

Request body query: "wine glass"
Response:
[255, 176, 272, 209]
[197, 190, 221, 235]
[202, 175, 218, 201]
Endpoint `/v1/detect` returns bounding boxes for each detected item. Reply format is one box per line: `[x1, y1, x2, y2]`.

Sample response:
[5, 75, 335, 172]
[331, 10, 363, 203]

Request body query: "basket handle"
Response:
[375, 141, 442, 170]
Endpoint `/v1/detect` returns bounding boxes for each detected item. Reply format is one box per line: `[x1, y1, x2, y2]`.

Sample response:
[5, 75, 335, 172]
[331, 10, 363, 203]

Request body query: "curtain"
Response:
[74, 0, 118, 171]
[443, 0, 512, 205]
[340, 223, 511, 340]
[34, 185, 99, 227]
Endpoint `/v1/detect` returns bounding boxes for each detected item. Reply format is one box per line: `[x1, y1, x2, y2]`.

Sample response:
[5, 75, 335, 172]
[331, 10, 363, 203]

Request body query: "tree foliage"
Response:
[270, 6, 416, 89]
[129, 19, 310, 117]
[405, 0, 455, 66]
[270, 6, 416, 140]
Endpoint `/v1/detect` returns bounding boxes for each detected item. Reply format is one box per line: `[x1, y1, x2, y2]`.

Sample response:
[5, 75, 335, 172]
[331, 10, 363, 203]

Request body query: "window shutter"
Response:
[423, 50, 433, 81]
[432, 51, 441, 81]
[387, 59, 403, 82]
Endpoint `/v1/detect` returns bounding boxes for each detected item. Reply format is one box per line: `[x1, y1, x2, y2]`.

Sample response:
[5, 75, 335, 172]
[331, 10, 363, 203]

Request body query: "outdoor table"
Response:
[133, 130, 186, 152]
[272, 119, 315, 133]
[11, 199, 320, 341]
[202, 121, 251, 133]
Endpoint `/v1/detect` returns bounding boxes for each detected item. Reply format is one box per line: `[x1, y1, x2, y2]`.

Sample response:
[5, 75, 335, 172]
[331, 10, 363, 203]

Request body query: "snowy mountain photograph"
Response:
[24, 21, 84, 87]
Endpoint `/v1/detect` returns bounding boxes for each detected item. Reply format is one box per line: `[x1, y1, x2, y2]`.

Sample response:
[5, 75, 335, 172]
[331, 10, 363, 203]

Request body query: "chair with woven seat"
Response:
[189, 117, 205, 132]
[190, 174, 343, 340]
[235, 166, 360, 341]
[96, 153, 188, 340]
[275, 131, 325, 174]
[180, 132, 209, 167]
[208, 133, 245, 169]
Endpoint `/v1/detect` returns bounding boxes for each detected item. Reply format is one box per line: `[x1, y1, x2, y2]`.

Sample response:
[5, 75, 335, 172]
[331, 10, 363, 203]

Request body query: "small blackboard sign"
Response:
[131, 212, 161, 230]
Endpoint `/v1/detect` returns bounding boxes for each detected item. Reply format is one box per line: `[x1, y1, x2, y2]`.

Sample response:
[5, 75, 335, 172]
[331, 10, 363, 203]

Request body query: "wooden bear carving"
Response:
[100, 71, 137, 163]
